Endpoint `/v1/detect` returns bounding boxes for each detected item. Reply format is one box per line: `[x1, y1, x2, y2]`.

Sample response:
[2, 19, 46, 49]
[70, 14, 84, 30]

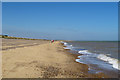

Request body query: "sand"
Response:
[2, 39, 108, 78]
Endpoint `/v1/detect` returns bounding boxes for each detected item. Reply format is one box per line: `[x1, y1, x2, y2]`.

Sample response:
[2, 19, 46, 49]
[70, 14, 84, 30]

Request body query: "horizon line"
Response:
[1, 35, 118, 41]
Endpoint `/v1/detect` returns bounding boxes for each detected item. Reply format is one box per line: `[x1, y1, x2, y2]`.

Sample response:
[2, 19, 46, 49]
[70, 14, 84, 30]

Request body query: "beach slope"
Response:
[2, 39, 106, 78]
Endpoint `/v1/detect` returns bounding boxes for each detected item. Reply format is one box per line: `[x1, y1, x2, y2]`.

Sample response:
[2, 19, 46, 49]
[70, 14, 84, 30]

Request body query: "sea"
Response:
[61, 41, 119, 78]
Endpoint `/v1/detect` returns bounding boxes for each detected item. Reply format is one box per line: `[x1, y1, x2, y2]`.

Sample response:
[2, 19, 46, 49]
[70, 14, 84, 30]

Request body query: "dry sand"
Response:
[2, 39, 108, 78]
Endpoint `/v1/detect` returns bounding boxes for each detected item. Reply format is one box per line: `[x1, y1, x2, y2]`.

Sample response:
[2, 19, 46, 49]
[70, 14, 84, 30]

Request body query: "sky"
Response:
[2, 2, 118, 41]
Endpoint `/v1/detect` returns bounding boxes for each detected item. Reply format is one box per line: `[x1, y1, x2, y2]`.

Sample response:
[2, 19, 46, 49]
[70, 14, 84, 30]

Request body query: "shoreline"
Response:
[61, 43, 109, 78]
[62, 41, 120, 78]
[2, 39, 108, 78]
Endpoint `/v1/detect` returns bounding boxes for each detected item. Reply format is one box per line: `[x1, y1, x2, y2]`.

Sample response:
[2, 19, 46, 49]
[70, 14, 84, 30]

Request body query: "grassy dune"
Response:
[0, 35, 49, 41]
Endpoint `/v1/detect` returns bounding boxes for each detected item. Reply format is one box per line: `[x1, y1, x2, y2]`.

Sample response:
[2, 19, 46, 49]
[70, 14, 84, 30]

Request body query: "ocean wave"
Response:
[78, 49, 120, 70]
[97, 54, 120, 70]
[61, 41, 73, 50]
[78, 50, 92, 55]
[61, 41, 120, 70]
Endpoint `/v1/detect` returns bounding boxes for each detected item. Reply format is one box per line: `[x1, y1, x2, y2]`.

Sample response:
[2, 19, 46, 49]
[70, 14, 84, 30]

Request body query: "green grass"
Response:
[0, 35, 50, 41]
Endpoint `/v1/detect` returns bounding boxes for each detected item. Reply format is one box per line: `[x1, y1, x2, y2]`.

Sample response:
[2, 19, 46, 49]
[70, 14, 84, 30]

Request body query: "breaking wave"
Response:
[61, 41, 120, 70]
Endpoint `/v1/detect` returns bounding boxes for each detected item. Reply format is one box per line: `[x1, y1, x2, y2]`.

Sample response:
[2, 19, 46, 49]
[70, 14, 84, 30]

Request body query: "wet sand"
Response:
[2, 39, 108, 78]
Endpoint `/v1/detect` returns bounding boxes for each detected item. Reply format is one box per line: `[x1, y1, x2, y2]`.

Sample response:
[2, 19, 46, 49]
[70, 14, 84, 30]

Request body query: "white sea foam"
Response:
[97, 54, 120, 70]
[64, 42, 68, 45]
[61, 41, 73, 50]
[64, 44, 73, 50]
[61, 41, 120, 70]
[76, 59, 85, 64]
[77, 49, 120, 70]
[63, 46, 72, 50]
[78, 50, 92, 55]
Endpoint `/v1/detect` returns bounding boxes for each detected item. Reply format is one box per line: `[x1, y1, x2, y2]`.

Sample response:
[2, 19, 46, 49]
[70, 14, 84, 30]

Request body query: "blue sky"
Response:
[2, 2, 118, 41]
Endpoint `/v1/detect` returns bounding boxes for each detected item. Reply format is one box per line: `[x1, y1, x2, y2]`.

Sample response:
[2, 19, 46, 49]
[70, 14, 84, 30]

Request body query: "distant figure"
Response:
[51, 40, 54, 43]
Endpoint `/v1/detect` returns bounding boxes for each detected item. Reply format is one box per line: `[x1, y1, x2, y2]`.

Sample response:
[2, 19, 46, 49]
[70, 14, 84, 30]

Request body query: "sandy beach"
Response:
[2, 39, 108, 78]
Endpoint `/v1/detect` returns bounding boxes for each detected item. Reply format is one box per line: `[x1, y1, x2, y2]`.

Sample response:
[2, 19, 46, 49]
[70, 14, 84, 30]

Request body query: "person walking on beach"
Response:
[51, 40, 54, 43]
